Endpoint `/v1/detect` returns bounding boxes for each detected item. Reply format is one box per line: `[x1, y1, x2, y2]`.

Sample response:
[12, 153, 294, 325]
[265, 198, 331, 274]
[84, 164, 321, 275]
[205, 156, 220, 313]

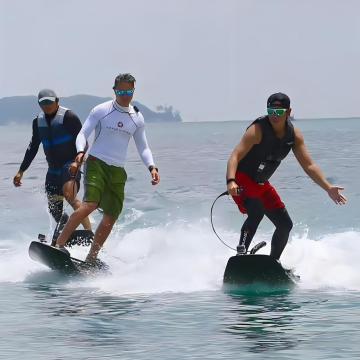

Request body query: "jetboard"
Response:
[223, 254, 299, 286]
[29, 241, 83, 274]
[29, 230, 108, 274]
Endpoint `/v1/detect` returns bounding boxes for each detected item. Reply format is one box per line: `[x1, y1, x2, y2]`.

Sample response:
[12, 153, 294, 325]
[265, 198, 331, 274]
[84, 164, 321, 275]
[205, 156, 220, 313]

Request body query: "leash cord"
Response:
[210, 191, 237, 251]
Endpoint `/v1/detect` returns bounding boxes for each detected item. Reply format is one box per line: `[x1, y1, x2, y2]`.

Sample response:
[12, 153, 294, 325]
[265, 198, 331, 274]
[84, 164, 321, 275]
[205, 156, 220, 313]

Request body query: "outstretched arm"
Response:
[292, 128, 347, 205]
[226, 124, 261, 196]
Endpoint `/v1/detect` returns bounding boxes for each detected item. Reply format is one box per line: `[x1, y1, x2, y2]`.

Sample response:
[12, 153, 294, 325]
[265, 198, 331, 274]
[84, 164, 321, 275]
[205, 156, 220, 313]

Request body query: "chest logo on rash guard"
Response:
[104, 116, 133, 135]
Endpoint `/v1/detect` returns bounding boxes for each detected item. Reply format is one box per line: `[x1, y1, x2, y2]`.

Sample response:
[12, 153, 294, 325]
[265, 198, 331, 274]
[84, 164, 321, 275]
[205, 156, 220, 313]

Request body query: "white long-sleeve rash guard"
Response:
[76, 100, 155, 168]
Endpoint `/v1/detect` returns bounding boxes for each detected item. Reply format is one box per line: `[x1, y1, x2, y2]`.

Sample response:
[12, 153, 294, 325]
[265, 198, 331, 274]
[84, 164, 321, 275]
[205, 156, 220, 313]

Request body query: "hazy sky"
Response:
[1, 0, 359, 121]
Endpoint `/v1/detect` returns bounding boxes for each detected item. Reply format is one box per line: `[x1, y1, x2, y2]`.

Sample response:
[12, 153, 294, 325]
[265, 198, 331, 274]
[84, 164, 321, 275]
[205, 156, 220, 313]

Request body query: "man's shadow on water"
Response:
[222, 291, 304, 353]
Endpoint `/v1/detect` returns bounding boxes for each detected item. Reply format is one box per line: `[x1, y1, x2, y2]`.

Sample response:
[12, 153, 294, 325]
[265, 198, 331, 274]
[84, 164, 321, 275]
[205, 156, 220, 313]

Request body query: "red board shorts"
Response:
[232, 172, 285, 214]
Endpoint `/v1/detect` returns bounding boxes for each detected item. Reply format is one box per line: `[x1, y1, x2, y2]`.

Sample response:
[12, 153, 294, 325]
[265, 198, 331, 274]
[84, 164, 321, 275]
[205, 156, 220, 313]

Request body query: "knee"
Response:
[102, 214, 117, 228]
[269, 208, 293, 233]
[76, 202, 98, 217]
[66, 196, 78, 208]
[279, 216, 293, 233]
[63, 190, 76, 204]
[245, 214, 264, 233]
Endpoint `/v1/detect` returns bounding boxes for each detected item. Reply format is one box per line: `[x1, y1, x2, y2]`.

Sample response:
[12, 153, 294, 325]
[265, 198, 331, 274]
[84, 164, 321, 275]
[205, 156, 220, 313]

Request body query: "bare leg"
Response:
[63, 180, 92, 230]
[86, 214, 116, 263]
[56, 202, 98, 247]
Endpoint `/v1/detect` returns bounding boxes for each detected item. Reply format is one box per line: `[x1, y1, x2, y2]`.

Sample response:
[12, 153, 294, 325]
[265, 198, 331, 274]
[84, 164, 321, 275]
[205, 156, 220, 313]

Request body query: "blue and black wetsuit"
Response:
[19, 106, 82, 222]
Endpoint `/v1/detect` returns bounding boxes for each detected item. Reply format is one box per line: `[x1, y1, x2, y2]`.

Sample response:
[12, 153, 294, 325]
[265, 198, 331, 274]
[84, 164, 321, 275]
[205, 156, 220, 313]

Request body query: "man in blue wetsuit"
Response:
[13, 89, 91, 240]
[226, 93, 347, 259]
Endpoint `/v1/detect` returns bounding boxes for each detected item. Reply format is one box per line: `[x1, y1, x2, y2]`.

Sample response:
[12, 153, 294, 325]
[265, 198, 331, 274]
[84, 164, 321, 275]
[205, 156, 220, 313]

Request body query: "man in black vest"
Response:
[13, 89, 92, 240]
[226, 93, 346, 259]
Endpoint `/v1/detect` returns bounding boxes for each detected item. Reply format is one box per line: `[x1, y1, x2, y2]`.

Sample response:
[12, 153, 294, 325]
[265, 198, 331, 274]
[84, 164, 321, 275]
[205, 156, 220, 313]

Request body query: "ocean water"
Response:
[1, 118, 360, 359]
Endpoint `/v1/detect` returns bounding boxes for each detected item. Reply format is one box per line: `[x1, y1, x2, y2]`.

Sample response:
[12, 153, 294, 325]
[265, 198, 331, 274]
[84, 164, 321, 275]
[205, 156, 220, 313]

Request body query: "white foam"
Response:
[282, 230, 360, 290]
[76, 219, 229, 295]
[2, 221, 360, 293]
[0, 234, 46, 282]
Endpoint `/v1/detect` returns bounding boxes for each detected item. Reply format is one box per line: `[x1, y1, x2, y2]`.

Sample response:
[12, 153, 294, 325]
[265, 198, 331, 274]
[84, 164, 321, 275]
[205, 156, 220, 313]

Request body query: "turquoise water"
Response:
[1, 119, 360, 359]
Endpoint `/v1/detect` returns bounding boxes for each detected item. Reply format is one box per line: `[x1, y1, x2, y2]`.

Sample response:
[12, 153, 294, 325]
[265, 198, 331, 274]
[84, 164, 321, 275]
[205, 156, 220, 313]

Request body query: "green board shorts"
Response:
[84, 156, 127, 219]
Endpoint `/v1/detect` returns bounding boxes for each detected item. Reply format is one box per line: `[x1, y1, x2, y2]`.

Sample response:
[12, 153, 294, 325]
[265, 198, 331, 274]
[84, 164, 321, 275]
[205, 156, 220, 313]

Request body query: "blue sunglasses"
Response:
[114, 89, 135, 96]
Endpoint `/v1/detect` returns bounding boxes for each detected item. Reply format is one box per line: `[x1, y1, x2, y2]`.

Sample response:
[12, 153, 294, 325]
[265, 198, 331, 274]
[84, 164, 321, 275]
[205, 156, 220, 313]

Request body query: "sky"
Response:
[1, 0, 360, 121]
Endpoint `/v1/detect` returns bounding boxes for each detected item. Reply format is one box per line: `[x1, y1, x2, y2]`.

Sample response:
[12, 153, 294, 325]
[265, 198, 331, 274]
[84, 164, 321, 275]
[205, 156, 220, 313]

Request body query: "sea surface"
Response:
[1, 118, 360, 359]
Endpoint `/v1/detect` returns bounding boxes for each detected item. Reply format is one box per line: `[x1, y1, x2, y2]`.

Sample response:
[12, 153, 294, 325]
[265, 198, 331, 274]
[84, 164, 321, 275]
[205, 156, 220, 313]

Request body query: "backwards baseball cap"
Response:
[38, 89, 58, 104]
[267, 92, 290, 109]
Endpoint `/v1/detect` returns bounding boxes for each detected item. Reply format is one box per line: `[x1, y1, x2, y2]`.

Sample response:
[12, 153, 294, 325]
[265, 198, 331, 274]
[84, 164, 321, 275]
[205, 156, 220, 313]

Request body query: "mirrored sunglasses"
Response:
[267, 108, 287, 116]
[114, 89, 135, 96]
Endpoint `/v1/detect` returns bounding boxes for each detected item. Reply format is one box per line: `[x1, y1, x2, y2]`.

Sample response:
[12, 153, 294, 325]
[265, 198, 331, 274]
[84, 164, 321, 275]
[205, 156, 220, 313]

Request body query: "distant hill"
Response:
[0, 95, 182, 125]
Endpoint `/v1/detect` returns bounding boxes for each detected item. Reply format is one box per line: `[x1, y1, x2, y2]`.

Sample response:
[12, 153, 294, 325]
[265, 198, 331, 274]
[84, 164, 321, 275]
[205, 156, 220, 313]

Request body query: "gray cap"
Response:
[38, 89, 58, 104]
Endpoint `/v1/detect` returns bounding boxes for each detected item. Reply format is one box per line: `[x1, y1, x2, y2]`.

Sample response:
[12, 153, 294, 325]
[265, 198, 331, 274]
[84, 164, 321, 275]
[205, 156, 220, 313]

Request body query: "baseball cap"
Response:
[38, 89, 58, 104]
[267, 92, 290, 109]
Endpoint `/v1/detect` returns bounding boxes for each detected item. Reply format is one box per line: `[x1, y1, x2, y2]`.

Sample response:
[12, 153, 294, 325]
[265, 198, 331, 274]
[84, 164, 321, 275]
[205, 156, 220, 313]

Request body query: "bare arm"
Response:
[292, 128, 347, 204]
[226, 124, 261, 195]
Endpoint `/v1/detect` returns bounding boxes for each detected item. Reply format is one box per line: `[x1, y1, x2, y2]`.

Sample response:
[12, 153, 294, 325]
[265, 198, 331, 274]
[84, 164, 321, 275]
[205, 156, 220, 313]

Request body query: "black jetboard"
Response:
[29, 241, 83, 274]
[223, 254, 298, 286]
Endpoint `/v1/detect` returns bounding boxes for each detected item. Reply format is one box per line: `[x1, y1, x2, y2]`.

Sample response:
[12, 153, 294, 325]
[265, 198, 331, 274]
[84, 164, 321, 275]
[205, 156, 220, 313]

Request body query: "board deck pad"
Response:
[223, 254, 298, 285]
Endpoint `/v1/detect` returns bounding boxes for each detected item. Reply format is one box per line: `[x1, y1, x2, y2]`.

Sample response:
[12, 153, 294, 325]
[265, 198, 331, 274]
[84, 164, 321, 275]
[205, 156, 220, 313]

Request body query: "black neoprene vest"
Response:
[237, 116, 295, 183]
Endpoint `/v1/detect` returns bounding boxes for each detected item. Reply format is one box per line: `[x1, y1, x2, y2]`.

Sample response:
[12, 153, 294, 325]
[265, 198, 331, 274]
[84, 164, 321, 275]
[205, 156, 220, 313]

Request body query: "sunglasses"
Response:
[267, 108, 287, 116]
[114, 89, 135, 96]
[39, 100, 56, 106]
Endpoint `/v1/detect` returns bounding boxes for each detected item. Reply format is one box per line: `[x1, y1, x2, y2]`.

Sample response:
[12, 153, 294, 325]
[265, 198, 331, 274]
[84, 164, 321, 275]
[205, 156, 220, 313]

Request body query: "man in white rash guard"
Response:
[56, 73, 160, 264]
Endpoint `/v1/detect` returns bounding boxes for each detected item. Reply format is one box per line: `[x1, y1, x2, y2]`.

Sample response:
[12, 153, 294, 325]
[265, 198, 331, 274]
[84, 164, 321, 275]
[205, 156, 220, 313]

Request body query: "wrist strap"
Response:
[226, 178, 236, 185]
